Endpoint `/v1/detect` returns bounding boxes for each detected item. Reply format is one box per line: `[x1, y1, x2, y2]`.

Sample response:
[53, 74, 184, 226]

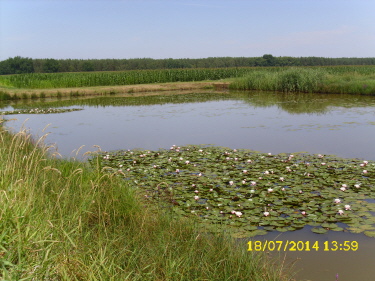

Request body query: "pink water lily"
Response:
[194, 196, 199, 200]
[345, 205, 351, 210]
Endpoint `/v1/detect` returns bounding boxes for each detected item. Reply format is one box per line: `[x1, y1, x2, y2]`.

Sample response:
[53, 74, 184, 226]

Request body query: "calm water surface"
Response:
[2, 90, 375, 281]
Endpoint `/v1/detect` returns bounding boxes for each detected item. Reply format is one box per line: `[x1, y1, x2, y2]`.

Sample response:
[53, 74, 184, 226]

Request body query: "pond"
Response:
[1, 89, 375, 281]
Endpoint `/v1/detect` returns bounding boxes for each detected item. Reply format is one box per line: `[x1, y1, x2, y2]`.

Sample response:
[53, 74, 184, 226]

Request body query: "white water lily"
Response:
[321, 162, 326, 165]
[235, 211, 243, 217]
[342, 184, 347, 188]
[194, 196, 199, 200]
[363, 170, 368, 174]
[251, 181, 256, 186]
[229, 181, 234, 185]
[176, 169, 180, 173]
[334, 198, 341, 204]
[267, 188, 273, 193]
[263, 211, 270, 217]
[354, 184, 360, 188]
[247, 159, 252, 163]
[185, 160, 190, 164]
[279, 177, 284, 181]
[340, 187, 346, 191]
[264, 171, 269, 175]
[194, 190, 199, 193]
[301, 211, 306, 215]
[242, 180, 246, 184]
[345, 205, 351, 210]
[209, 188, 213, 192]
[243, 170, 248, 174]
[337, 209, 344, 215]
[249, 189, 255, 193]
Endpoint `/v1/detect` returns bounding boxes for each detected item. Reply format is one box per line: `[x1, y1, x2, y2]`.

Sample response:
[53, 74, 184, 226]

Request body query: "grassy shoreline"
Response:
[0, 122, 294, 280]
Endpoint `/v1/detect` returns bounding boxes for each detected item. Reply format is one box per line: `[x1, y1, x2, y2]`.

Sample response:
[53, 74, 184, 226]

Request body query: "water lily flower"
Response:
[206, 206, 209, 210]
[281, 188, 285, 191]
[198, 173, 202, 176]
[268, 153, 272, 156]
[363, 170, 368, 174]
[243, 170, 248, 174]
[334, 198, 341, 204]
[340, 187, 346, 191]
[229, 181, 234, 185]
[231, 210, 236, 214]
[251, 181, 256, 186]
[192, 184, 196, 187]
[220, 211, 224, 214]
[267, 188, 273, 193]
[242, 180, 246, 184]
[194, 196, 199, 200]
[199, 149, 203, 152]
[264, 171, 270, 175]
[176, 169, 180, 173]
[301, 211, 306, 215]
[250, 190, 255, 193]
[354, 184, 360, 188]
[209, 188, 213, 192]
[185, 160, 190, 164]
[179, 157, 183, 160]
[263, 211, 270, 217]
[258, 177, 263, 180]
[345, 205, 351, 210]
[194, 190, 199, 193]
[299, 190, 303, 194]
[235, 211, 243, 217]
[247, 159, 252, 163]
[337, 210, 344, 215]
[321, 162, 326, 165]
[318, 154, 324, 158]
[234, 158, 238, 161]
[363, 160, 368, 164]
[233, 149, 237, 152]
[153, 165, 157, 168]
[119, 164, 123, 168]
[342, 184, 347, 188]
[279, 177, 284, 181]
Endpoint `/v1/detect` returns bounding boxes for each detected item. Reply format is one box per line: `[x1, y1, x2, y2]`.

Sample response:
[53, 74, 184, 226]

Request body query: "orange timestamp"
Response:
[247, 240, 358, 252]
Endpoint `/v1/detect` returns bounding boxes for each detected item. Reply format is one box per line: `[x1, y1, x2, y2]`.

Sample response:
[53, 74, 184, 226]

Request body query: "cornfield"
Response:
[0, 67, 258, 89]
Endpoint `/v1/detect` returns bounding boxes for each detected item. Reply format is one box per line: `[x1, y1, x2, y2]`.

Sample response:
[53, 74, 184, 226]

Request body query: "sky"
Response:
[1, 0, 374, 60]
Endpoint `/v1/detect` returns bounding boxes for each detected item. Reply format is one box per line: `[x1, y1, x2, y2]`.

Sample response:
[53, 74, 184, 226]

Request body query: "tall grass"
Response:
[0, 121, 294, 280]
[230, 66, 375, 95]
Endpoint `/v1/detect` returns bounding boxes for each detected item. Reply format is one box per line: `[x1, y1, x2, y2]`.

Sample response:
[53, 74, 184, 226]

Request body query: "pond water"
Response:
[1, 90, 375, 281]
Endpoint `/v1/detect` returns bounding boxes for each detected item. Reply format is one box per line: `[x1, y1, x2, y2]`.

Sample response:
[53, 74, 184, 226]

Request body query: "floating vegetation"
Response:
[91, 145, 375, 238]
[0, 107, 83, 115]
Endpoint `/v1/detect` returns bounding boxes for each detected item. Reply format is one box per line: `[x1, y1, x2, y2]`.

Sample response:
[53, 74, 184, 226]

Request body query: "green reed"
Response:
[0, 123, 294, 280]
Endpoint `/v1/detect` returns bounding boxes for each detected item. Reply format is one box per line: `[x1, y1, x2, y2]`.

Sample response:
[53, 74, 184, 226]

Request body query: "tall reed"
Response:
[0, 122, 294, 280]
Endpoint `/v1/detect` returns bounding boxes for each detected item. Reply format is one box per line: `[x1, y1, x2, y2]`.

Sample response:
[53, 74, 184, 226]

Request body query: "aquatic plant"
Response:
[94, 145, 375, 238]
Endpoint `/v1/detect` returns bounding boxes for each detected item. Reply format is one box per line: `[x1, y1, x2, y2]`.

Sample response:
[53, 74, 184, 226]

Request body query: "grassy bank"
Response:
[0, 122, 294, 280]
[229, 66, 375, 95]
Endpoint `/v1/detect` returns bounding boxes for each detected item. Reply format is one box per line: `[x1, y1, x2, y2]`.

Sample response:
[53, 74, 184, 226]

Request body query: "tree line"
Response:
[1, 55, 375, 75]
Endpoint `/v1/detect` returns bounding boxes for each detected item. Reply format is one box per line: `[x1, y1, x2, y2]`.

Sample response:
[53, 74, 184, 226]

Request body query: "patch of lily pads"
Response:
[91, 145, 375, 238]
[0, 108, 83, 115]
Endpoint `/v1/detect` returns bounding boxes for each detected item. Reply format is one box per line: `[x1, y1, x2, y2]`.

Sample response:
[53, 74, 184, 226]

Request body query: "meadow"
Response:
[0, 122, 294, 280]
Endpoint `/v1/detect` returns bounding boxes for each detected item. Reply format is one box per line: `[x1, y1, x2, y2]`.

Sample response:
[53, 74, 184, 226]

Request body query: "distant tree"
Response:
[0, 56, 34, 74]
[82, 61, 95, 71]
[42, 59, 60, 73]
[262, 54, 277, 66]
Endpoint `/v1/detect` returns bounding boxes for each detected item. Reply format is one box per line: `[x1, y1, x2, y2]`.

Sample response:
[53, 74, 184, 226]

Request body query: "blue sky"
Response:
[1, 0, 374, 60]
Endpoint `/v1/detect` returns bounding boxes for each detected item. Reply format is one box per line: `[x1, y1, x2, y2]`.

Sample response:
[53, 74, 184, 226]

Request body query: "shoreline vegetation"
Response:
[0, 66, 374, 101]
[0, 122, 295, 280]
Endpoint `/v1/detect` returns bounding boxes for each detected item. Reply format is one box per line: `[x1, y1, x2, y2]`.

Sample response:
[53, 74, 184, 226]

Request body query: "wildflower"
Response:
[263, 211, 270, 217]
[334, 198, 341, 204]
[345, 205, 351, 210]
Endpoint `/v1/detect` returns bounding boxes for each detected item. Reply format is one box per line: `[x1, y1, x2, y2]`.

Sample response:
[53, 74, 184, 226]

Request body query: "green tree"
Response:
[0, 56, 34, 74]
[42, 59, 60, 73]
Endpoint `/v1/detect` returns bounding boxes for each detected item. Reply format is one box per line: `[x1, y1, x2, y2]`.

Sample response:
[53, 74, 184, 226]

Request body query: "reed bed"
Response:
[229, 66, 375, 95]
[0, 122, 294, 280]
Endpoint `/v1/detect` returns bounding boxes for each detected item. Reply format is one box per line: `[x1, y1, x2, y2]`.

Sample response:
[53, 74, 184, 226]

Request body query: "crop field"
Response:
[0, 67, 256, 89]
